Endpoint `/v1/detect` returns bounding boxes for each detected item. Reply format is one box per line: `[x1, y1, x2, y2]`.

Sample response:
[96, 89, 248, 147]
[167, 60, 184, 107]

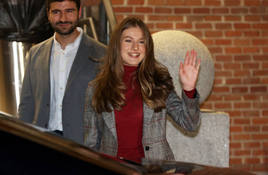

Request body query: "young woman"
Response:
[84, 17, 201, 164]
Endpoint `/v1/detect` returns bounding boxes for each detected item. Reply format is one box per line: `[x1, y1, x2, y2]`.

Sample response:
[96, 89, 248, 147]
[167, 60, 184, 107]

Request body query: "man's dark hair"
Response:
[46, 0, 80, 11]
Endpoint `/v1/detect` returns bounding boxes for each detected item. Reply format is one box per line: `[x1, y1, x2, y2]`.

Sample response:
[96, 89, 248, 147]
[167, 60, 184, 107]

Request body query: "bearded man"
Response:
[19, 0, 106, 145]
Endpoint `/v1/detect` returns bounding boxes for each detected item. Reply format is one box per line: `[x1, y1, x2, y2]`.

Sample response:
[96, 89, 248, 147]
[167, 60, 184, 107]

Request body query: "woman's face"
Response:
[120, 26, 146, 66]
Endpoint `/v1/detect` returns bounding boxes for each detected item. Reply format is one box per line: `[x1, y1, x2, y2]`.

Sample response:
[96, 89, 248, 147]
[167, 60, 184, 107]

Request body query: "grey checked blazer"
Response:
[83, 86, 200, 161]
[19, 33, 106, 145]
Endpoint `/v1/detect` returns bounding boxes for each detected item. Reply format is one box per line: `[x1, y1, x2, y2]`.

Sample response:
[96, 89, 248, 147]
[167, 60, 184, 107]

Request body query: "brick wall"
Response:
[110, 0, 268, 173]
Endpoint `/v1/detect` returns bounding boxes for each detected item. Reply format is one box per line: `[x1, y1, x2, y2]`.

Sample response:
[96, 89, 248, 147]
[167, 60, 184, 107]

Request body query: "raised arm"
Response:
[166, 49, 201, 131]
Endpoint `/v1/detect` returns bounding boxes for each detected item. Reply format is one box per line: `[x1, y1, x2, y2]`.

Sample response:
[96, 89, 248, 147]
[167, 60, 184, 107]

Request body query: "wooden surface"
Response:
[0, 112, 142, 175]
[0, 112, 256, 175]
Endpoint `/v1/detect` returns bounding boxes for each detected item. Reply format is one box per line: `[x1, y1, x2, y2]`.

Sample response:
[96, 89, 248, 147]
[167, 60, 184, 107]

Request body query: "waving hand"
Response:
[179, 49, 201, 91]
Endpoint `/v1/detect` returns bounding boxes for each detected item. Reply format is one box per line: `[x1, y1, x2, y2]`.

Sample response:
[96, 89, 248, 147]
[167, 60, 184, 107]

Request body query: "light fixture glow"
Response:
[11, 42, 20, 110]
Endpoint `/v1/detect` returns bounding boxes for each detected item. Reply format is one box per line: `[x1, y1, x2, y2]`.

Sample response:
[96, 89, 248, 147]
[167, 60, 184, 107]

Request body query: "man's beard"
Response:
[52, 20, 79, 35]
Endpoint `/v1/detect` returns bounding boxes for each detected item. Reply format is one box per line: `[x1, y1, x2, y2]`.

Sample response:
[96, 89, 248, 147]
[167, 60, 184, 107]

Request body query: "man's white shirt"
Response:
[48, 27, 83, 131]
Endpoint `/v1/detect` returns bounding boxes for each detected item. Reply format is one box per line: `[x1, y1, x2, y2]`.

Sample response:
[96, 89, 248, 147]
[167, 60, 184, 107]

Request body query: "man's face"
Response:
[47, 1, 79, 35]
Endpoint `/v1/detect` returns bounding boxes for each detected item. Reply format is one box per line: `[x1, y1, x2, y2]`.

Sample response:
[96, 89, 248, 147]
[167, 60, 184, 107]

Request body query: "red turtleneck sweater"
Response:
[114, 65, 144, 163]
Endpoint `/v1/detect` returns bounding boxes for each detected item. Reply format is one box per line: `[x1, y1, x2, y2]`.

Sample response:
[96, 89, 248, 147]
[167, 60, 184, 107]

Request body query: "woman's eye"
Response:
[124, 39, 132, 43]
[139, 40, 145, 44]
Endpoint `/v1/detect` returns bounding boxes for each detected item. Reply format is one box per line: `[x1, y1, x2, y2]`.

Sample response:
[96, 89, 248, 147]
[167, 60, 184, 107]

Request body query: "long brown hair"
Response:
[92, 17, 174, 113]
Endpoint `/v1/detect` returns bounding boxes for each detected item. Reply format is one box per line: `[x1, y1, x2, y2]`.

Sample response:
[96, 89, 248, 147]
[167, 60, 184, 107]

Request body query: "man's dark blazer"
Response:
[18, 33, 106, 145]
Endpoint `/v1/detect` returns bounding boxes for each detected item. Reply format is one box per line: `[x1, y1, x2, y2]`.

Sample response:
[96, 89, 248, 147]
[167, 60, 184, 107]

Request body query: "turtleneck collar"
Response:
[123, 65, 138, 74]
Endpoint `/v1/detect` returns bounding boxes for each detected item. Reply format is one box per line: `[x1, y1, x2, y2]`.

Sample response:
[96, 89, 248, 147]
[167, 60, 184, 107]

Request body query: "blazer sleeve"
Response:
[83, 85, 101, 150]
[166, 90, 200, 132]
[18, 50, 35, 122]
